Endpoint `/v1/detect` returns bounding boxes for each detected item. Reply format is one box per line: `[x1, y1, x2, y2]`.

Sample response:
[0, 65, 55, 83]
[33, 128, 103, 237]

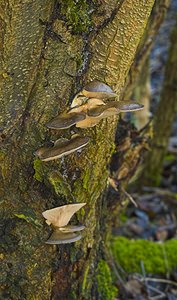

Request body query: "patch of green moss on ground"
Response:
[60, 0, 91, 33]
[111, 237, 177, 274]
[96, 260, 118, 300]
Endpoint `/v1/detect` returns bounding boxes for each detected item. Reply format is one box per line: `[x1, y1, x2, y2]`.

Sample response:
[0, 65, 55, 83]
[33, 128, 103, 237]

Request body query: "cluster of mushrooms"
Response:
[37, 80, 144, 244]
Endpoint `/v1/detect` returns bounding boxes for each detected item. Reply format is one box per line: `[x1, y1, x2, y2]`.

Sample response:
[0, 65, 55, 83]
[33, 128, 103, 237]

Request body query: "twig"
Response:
[161, 243, 170, 280]
[144, 278, 177, 288]
[142, 187, 177, 199]
[147, 285, 166, 300]
[140, 260, 151, 299]
[134, 274, 166, 300]
[122, 188, 138, 207]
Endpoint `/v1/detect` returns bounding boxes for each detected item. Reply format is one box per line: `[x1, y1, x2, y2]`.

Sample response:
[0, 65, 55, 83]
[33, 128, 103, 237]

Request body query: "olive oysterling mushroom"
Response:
[69, 98, 105, 114]
[87, 101, 144, 117]
[75, 101, 144, 128]
[45, 230, 82, 244]
[81, 80, 118, 99]
[35, 135, 90, 162]
[42, 203, 86, 244]
[46, 111, 86, 130]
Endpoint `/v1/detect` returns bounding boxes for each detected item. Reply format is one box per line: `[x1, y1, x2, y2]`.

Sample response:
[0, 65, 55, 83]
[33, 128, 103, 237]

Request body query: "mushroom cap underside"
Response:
[45, 230, 82, 244]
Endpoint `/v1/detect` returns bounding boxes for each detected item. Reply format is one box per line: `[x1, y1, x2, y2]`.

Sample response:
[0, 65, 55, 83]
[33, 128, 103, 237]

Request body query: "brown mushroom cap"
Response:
[45, 230, 82, 244]
[46, 111, 86, 130]
[82, 80, 117, 99]
[36, 135, 90, 162]
[88, 104, 117, 117]
[116, 101, 144, 112]
[42, 203, 86, 228]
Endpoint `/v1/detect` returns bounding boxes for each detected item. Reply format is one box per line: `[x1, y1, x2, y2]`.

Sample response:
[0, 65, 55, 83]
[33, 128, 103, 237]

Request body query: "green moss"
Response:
[111, 237, 177, 274]
[164, 153, 176, 162]
[82, 264, 90, 293]
[14, 208, 42, 228]
[0, 150, 7, 180]
[82, 167, 91, 190]
[33, 158, 44, 182]
[96, 260, 118, 300]
[48, 170, 72, 199]
[60, 0, 91, 34]
[119, 209, 128, 223]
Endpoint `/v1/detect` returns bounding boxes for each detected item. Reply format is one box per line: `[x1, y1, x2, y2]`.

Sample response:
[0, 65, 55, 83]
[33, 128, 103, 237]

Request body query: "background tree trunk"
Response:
[0, 1, 168, 299]
[140, 16, 177, 186]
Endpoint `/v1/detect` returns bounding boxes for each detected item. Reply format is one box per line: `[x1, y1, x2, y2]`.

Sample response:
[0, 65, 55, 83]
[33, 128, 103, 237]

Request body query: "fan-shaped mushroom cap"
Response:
[116, 102, 144, 112]
[88, 101, 144, 117]
[45, 230, 82, 244]
[46, 111, 86, 130]
[42, 203, 86, 228]
[76, 101, 144, 128]
[82, 80, 117, 99]
[36, 135, 90, 162]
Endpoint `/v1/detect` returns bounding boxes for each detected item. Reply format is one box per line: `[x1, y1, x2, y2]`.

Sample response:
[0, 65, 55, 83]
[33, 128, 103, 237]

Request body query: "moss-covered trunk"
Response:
[0, 1, 162, 299]
[140, 16, 177, 186]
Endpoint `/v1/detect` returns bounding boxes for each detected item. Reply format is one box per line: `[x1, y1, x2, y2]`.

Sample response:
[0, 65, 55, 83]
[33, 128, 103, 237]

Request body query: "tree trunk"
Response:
[140, 16, 177, 186]
[0, 1, 162, 299]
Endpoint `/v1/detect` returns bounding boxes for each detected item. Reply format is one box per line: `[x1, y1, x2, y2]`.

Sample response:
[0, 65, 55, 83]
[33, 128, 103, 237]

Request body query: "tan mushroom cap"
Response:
[71, 94, 88, 108]
[76, 109, 118, 128]
[45, 229, 82, 244]
[46, 111, 86, 130]
[35, 135, 90, 162]
[76, 116, 101, 128]
[82, 80, 118, 99]
[69, 98, 105, 114]
[42, 203, 86, 228]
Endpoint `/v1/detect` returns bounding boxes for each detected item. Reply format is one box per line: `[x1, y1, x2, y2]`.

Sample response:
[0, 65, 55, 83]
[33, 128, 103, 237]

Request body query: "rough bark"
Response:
[139, 16, 177, 186]
[0, 1, 157, 299]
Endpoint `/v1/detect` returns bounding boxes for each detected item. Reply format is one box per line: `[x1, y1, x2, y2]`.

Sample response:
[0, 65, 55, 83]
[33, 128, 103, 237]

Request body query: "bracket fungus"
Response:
[46, 111, 86, 130]
[81, 80, 118, 99]
[75, 100, 144, 128]
[46, 81, 144, 130]
[87, 101, 144, 117]
[35, 135, 90, 162]
[42, 203, 86, 244]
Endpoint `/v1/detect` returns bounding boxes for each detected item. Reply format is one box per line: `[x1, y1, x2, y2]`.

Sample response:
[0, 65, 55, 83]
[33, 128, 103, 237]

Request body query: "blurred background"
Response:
[110, 1, 177, 299]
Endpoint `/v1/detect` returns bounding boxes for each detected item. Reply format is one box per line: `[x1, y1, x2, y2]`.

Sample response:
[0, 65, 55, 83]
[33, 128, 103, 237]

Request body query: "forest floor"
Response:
[112, 1, 177, 299]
